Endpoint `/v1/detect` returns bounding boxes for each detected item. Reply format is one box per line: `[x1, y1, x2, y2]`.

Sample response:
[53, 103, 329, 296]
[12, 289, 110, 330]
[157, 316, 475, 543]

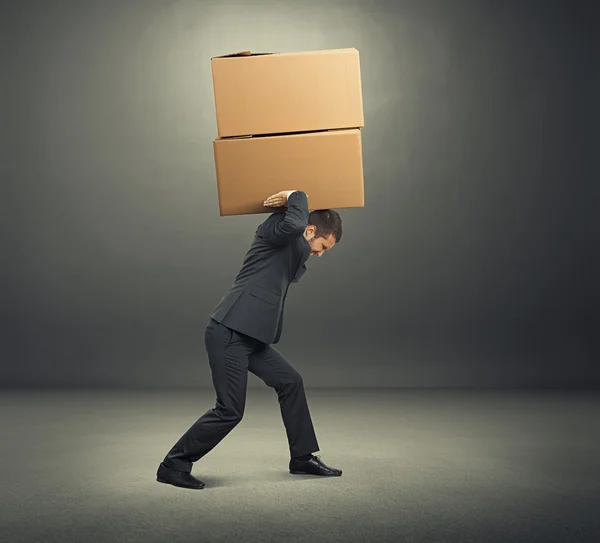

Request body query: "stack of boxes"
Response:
[210, 48, 365, 216]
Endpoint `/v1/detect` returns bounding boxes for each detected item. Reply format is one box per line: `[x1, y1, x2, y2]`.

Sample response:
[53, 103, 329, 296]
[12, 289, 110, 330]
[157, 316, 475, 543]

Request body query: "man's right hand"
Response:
[263, 190, 297, 208]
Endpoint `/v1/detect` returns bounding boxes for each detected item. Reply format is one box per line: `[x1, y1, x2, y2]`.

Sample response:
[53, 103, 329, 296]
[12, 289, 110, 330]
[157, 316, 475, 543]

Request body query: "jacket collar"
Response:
[291, 235, 311, 283]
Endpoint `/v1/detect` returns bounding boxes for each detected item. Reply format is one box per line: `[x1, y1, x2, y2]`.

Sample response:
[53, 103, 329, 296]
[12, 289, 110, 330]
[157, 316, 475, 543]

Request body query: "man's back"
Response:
[208, 191, 311, 344]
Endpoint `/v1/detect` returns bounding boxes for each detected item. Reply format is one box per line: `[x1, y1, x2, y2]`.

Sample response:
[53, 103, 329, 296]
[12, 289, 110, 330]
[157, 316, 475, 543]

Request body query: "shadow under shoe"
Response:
[289, 455, 342, 476]
[157, 462, 206, 489]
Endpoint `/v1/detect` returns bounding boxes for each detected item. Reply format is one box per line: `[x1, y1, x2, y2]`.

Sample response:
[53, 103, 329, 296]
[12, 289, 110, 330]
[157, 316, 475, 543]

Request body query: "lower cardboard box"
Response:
[213, 128, 364, 216]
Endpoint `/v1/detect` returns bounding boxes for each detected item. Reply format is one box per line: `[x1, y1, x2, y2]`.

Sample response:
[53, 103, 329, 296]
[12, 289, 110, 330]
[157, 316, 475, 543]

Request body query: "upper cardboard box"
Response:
[211, 48, 364, 138]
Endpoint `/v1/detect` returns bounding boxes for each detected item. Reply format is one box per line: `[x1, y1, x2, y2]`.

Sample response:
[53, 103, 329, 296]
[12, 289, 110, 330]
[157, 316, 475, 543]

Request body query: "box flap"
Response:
[212, 48, 357, 60]
[211, 51, 274, 59]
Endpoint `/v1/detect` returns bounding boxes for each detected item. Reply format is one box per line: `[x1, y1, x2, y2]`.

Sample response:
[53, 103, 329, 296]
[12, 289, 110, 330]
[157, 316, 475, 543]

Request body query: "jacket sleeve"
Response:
[258, 191, 309, 246]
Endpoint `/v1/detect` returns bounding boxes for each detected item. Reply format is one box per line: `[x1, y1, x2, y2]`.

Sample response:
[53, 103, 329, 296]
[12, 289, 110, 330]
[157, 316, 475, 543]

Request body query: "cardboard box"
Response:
[211, 49, 364, 138]
[213, 129, 364, 216]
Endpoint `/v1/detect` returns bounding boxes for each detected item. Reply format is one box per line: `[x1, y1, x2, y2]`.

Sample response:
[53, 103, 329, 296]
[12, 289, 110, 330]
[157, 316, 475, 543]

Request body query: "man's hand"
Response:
[263, 190, 297, 208]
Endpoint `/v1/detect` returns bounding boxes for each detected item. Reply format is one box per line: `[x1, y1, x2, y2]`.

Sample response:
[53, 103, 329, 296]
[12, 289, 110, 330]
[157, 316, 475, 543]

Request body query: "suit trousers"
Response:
[162, 318, 320, 473]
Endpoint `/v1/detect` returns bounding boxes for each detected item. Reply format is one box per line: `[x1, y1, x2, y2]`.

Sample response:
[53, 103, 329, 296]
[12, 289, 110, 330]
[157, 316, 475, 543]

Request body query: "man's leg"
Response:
[162, 319, 250, 473]
[248, 344, 320, 459]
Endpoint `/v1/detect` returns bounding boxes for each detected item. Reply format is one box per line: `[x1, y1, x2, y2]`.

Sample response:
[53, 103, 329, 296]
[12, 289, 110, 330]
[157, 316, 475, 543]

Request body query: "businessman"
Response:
[157, 190, 343, 489]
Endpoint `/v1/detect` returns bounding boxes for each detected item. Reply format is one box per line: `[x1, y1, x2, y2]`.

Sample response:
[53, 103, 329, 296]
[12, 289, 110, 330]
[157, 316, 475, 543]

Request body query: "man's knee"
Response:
[279, 371, 303, 389]
[215, 405, 244, 424]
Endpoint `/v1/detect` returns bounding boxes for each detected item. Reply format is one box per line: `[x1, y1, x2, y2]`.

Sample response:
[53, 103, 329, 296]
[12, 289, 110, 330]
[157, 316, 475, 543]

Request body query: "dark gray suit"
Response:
[162, 191, 320, 473]
[208, 190, 311, 344]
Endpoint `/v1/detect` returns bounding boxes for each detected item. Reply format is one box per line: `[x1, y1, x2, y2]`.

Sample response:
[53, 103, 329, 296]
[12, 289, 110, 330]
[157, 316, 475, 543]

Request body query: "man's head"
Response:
[303, 209, 343, 257]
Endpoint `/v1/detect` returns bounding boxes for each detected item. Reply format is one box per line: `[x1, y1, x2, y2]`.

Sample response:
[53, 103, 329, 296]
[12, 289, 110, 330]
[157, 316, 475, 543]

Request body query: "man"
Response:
[156, 190, 343, 489]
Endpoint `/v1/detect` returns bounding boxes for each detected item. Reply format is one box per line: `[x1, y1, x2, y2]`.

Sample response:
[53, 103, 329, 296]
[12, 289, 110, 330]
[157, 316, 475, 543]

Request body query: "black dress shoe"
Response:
[156, 462, 205, 489]
[289, 455, 342, 476]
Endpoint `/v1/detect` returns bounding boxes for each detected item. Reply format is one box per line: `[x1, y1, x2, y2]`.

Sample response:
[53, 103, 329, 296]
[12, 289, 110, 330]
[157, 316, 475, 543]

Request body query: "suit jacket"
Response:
[208, 191, 311, 344]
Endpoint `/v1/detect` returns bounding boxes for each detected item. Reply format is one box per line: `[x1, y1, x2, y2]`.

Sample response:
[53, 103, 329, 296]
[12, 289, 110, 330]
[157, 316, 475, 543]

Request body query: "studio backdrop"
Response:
[3, 0, 596, 388]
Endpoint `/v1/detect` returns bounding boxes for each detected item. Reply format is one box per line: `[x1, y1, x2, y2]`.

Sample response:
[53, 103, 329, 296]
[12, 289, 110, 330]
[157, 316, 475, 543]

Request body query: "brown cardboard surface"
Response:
[211, 48, 364, 138]
[213, 129, 364, 216]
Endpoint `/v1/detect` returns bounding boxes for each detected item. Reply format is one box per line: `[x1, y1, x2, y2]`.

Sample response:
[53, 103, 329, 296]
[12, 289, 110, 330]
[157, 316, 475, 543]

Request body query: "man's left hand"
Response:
[263, 190, 296, 207]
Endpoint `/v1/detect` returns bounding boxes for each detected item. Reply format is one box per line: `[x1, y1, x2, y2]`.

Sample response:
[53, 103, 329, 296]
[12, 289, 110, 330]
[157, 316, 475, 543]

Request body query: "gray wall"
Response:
[3, 0, 597, 388]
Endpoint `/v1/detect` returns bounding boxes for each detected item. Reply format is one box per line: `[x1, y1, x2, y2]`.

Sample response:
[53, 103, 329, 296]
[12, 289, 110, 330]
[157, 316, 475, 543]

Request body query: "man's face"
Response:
[303, 226, 336, 257]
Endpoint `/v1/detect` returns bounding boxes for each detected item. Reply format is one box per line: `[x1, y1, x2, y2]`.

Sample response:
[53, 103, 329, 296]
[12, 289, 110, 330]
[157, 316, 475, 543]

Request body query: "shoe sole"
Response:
[289, 470, 342, 476]
[157, 476, 205, 489]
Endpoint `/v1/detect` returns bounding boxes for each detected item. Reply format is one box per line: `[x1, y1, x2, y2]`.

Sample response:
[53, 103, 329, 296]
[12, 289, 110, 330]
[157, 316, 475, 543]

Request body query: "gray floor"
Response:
[1, 388, 599, 543]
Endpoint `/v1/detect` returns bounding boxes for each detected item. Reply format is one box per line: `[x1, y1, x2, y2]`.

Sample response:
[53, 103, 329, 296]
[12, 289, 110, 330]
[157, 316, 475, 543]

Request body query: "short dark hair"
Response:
[307, 209, 342, 243]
